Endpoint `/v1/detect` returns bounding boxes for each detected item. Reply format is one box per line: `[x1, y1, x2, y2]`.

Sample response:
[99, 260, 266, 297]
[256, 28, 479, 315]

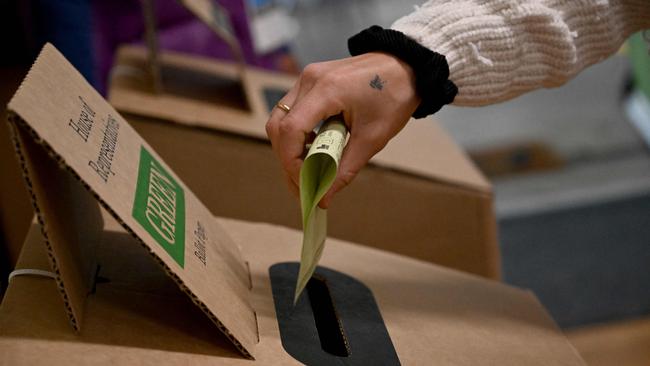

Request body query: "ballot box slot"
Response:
[270, 262, 400, 365]
[306, 274, 350, 357]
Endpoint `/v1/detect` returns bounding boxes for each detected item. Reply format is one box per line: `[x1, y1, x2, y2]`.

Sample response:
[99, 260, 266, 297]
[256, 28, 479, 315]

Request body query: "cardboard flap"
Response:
[6, 124, 103, 331]
[7, 43, 258, 358]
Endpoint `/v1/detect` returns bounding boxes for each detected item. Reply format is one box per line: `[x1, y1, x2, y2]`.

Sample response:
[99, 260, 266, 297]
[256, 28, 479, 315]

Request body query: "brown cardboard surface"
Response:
[110, 46, 499, 279]
[0, 214, 585, 365]
[9, 124, 103, 330]
[567, 317, 650, 366]
[7, 44, 257, 357]
[375, 119, 490, 192]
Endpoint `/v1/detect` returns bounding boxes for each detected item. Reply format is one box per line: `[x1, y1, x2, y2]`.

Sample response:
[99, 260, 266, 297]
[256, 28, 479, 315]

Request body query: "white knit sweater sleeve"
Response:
[391, 0, 650, 106]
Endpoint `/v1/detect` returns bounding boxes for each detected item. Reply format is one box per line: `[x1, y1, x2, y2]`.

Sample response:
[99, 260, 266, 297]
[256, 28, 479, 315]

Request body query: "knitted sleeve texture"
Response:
[391, 0, 650, 106]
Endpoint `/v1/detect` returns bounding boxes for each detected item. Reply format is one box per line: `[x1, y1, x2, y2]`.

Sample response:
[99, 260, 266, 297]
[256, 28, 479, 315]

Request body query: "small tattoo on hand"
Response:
[369, 74, 386, 90]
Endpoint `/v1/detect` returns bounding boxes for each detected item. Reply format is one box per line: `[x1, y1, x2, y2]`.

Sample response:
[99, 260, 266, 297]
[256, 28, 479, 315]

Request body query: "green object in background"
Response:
[629, 32, 650, 100]
[625, 32, 650, 146]
[295, 116, 348, 303]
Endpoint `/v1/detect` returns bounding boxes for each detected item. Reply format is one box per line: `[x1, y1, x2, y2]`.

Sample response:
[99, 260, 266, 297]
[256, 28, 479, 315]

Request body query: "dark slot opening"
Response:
[307, 275, 351, 357]
[160, 63, 250, 111]
[120, 57, 251, 111]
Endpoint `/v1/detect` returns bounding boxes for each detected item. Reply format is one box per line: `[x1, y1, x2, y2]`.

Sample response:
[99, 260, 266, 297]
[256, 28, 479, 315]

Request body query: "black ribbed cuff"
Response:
[348, 25, 457, 119]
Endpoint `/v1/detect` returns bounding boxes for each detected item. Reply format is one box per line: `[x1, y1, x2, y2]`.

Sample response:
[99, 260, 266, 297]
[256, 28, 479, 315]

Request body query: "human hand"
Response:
[265, 52, 420, 208]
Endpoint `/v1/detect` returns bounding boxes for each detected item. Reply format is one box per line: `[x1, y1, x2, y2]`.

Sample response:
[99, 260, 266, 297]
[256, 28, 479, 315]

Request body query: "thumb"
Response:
[318, 133, 380, 209]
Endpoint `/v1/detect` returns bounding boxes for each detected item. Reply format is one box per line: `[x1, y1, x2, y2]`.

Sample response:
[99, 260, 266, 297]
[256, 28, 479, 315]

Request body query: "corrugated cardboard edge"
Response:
[5, 117, 81, 331]
[477, 197, 501, 279]
[5, 47, 256, 359]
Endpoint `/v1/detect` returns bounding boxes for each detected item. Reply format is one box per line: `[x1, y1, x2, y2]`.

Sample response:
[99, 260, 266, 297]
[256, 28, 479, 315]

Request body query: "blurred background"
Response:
[1, 0, 649, 364]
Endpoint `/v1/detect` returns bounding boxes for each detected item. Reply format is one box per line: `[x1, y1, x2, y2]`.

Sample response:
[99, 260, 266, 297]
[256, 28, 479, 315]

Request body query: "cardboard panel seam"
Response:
[374, 164, 494, 196]
[475, 195, 501, 278]
[6, 115, 258, 359]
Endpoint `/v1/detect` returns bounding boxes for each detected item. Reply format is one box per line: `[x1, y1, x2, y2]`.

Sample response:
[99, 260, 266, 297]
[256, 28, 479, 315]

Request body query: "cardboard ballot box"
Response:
[0, 44, 584, 365]
[109, 45, 500, 279]
[0, 214, 586, 365]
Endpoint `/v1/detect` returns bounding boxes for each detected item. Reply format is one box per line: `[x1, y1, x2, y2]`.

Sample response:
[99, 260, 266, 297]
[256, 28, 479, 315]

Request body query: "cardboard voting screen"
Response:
[6, 44, 258, 358]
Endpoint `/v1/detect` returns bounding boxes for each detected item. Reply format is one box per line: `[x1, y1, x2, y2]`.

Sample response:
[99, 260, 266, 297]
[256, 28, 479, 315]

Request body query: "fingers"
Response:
[284, 172, 299, 198]
[276, 89, 344, 188]
[266, 79, 301, 153]
[266, 80, 303, 195]
[265, 61, 327, 145]
[266, 55, 418, 208]
[266, 61, 347, 200]
[318, 131, 382, 209]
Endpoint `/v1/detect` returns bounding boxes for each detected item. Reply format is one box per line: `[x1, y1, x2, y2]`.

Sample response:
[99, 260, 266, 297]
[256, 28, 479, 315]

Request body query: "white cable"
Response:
[8, 268, 56, 283]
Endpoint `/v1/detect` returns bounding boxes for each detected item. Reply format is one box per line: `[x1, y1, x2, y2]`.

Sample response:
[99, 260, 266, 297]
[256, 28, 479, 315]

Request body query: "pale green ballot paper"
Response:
[295, 116, 348, 303]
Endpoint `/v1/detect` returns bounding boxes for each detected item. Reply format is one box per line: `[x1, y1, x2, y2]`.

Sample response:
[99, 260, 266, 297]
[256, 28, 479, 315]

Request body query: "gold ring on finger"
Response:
[276, 102, 292, 113]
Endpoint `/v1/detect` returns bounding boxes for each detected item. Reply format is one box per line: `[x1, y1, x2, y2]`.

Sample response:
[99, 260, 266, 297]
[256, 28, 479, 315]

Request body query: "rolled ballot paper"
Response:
[295, 115, 348, 303]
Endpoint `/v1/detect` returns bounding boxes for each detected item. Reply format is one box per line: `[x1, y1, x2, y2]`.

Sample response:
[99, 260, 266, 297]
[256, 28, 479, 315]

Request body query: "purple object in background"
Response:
[91, 0, 290, 94]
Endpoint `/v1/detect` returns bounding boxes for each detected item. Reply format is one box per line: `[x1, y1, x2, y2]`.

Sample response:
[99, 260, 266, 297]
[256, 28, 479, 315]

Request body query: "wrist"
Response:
[348, 25, 457, 118]
[364, 51, 420, 106]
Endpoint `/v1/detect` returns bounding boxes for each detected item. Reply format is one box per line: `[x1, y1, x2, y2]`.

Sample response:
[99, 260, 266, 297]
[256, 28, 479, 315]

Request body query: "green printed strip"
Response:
[133, 146, 186, 268]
